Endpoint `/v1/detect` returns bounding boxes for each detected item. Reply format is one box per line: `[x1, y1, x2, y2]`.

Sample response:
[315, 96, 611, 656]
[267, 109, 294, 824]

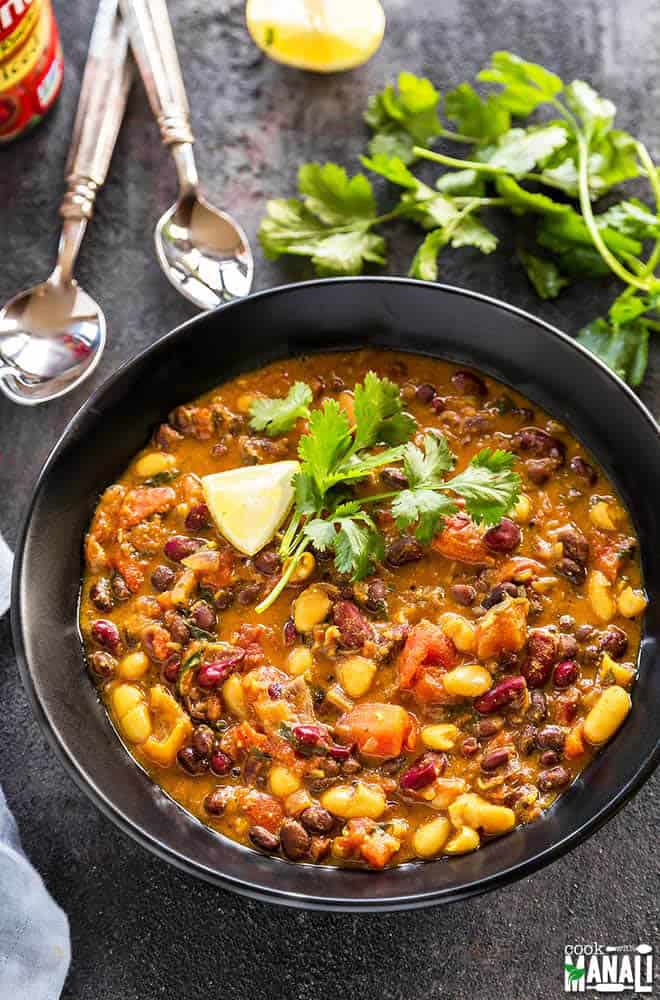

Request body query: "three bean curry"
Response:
[80, 351, 646, 869]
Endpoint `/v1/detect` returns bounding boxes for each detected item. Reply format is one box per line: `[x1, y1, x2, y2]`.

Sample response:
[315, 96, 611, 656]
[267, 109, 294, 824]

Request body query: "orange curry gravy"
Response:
[80, 350, 646, 869]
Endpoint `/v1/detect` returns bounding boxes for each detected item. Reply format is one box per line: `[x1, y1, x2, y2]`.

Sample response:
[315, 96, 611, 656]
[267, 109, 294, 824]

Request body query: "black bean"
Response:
[598, 625, 628, 660]
[191, 725, 215, 757]
[88, 651, 117, 679]
[518, 724, 537, 755]
[538, 766, 570, 791]
[570, 456, 598, 485]
[415, 383, 436, 403]
[556, 525, 589, 565]
[191, 600, 216, 631]
[204, 788, 232, 815]
[177, 746, 209, 774]
[386, 535, 424, 567]
[527, 691, 547, 724]
[482, 582, 518, 609]
[253, 547, 281, 576]
[452, 370, 487, 397]
[300, 806, 335, 835]
[537, 725, 566, 751]
[556, 558, 587, 586]
[365, 578, 388, 613]
[237, 583, 262, 606]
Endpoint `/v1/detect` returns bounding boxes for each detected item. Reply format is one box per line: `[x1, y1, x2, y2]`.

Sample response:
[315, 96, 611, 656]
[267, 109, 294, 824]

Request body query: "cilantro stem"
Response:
[412, 146, 509, 175]
[636, 141, 660, 280]
[436, 126, 481, 144]
[256, 535, 310, 614]
[575, 133, 651, 291]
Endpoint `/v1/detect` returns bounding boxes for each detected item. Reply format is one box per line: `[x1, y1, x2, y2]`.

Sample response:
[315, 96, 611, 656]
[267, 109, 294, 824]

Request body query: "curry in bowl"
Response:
[79, 350, 646, 869]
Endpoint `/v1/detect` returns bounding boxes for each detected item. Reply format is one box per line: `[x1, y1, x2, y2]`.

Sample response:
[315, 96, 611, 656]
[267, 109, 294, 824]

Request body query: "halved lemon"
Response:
[245, 0, 386, 73]
[202, 460, 299, 556]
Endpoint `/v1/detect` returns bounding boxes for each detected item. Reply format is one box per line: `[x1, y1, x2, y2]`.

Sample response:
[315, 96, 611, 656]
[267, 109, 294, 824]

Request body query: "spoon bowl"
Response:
[155, 192, 253, 309]
[0, 274, 106, 405]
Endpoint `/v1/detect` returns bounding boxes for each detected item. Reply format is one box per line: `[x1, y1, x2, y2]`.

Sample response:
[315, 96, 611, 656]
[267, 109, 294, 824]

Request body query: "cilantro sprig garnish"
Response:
[249, 381, 313, 436]
[258, 54, 660, 387]
[254, 373, 520, 613]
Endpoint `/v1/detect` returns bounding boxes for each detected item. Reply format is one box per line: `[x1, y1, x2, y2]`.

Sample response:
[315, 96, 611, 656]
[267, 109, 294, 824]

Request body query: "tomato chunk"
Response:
[398, 621, 458, 689]
[432, 513, 493, 566]
[335, 703, 415, 760]
[119, 486, 176, 528]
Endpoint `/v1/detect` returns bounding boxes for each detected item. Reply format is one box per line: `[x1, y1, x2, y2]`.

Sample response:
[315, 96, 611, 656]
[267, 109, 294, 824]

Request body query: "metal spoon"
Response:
[120, 0, 253, 309]
[0, 0, 133, 407]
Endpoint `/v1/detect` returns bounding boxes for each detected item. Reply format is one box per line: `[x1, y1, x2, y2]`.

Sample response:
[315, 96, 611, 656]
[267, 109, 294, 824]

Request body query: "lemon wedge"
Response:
[245, 0, 386, 73]
[202, 461, 299, 556]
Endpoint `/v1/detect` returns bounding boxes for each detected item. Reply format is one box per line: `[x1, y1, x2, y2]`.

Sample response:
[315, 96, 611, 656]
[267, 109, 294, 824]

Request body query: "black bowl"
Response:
[12, 278, 660, 910]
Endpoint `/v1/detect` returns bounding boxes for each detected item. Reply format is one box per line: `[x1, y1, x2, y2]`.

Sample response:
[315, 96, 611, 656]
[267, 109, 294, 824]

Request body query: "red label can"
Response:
[0, 0, 63, 143]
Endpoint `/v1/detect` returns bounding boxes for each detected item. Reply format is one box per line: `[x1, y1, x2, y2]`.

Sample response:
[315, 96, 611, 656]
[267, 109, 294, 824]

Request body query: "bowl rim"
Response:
[11, 276, 660, 910]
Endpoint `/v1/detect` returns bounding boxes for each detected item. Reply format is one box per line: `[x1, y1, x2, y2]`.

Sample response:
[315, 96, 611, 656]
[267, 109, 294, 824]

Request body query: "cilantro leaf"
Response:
[537, 208, 643, 259]
[409, 212, 497, 280]
[365, 72, 442, 163]
[353, 371, 416, 449]
[599, 199, 660, 239]
[298, 162, 377, 226]
[249, 381, 313, 436]
[391, 488, 456, 544]
[450, 216, 498, 253]
[360, 153, 420, 189]
[435, 169, 486, 197]
[304, 509, 384, 579]
[293, 470, 322, 515]
[518, 250, 569, 299]
[445, 450, 521, 525]
[608, 288, 660, 326]
[298, 400, 352, 495]
[576, 318, 649, 386]
[539, 129, 639, 198]
[409, 228, 447, 281]
[308, 232, 386, 276]
[477, 51, 564, 115]
[565, 80, 616, 142]
[478, 124, 569, 177]
[336, 445, 407, 482]
[403, 432, 455, 486]
[444, 83, 510, 142]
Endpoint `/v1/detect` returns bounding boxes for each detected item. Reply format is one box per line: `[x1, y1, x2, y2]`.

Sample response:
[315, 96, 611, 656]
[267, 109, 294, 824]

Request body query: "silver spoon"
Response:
[0, 0, 133, 407]
[120, 0, 253, 309]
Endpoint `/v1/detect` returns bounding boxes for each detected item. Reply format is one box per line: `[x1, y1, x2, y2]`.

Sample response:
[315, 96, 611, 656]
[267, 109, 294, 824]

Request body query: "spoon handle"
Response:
[60, 0, 133, 223]
[119, 0, 194, 147]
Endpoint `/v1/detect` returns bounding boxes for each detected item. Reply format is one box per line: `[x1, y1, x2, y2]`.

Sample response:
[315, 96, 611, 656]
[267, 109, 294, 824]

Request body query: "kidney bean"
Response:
[90, 579, 114, 612]
[164, 535, 206, 562]
[415, 383, 436, 403]
[527, 691, 547, 723]
[481, 747, 510, 771]
[283, 619, 297, 646]
[253, 547, 281, 576]
[328, 743, 354, 761]
[476, 717, 504, 739]
[537, 725, 566, 751]
[204, 787, 232, 815]
[399, 755, 439, 791]
[461, 737, 479, 757]
[553, 660, 578, 688]
[280, 818, 310, 861]
[482, 581, 518, 610]
[191, 600, 216, 632]
[237, 583, 262, 606]
[249, 826, 280, 853]
[88, 651, 117, 679]
[292, 723, 330, 750]
[538, 766, 570, 791]
[385, 535, 423, 566]
[517, 724, 537, 755]
[333, 600, 374, 648]
[484, 518, 521, 553]
[529, 629, 558, 665]
[451, 583, 476, 606]
[91, 619, 120, 653]
[540, 750, 560, 767]
[522, 658, 553, 689]
[557, 633, 578, 660]
[474, 675, 527, 714]
[210, 750, 232, 776]
[197, 650, 245, 688]
[213, 588, 234, 610]
[556, 525, 589, 565]
[162, 654, 181, 683]
[300, 805, 334, 835]
[570, 455, 598, 485]
[164, 612, 191, 645]
[452, 370, 487, 397]
[177, 746, 209, 774]
[555, 691, 580, 725]
[151, 564, 175, 592]
[556, 557, 587, 586]
[185, 503, 210, 531]
[598, 625, 628, 660]
[513, 427, 566, 464]
[430, 395, 446, 413]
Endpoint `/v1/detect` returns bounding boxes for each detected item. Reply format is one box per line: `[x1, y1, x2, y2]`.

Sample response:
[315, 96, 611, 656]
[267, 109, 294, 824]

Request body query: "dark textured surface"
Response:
[0, 1, 658, 997]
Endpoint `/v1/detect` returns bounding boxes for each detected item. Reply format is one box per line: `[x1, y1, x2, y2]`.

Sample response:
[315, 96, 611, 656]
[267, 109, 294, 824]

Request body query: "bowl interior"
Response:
[13, 278, 660, 909]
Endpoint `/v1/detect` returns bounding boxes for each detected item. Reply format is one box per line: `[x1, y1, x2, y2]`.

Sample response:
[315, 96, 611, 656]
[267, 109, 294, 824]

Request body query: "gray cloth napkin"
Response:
[0, 536, 71, 998]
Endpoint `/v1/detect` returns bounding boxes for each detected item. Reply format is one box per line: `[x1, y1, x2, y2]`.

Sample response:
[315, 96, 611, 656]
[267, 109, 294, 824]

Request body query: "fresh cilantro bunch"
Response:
[258, 52, 660, 386]
[253, 373, 520, 613]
